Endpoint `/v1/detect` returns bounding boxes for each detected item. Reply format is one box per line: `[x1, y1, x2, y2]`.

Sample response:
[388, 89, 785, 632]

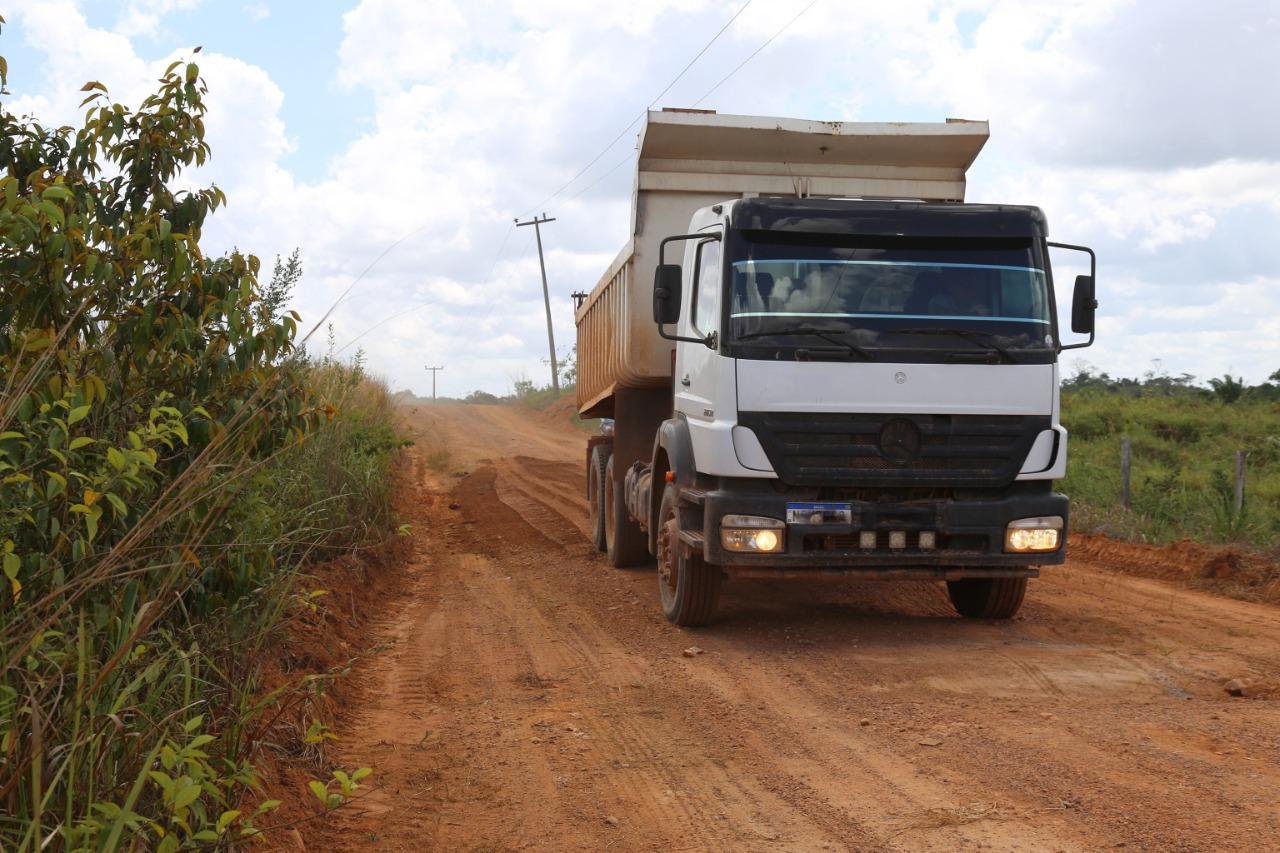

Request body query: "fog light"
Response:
[1004, 516, 1064, 553]
[721, 515, 785, 553]
[859, 531, 877, 550]
[888, 530, 907, 550]
[919, 531, 936, 550]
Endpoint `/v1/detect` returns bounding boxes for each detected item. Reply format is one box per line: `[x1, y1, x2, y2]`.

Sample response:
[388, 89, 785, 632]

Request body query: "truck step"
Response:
[678, 529, 705, 549]
[678, 487, 708, 505]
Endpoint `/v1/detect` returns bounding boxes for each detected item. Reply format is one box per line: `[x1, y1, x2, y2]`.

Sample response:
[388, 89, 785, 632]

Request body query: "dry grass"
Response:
[890, 801, 1003, 836]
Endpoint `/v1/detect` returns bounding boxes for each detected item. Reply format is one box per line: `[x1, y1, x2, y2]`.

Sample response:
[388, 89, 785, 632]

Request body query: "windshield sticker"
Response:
[731, 259, 1045, 274]
[729, 311, 1050, 324]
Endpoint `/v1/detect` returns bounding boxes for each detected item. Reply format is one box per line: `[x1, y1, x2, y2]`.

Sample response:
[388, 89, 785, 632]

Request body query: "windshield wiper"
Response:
[736, 327, 876, 361]
[893, 328, 1016, 364]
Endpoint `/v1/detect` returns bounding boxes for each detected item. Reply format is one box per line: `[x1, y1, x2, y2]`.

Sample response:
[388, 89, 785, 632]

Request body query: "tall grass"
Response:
[0, 45, 403, 847]
[1061, 390, 1280, 550]
[0, 358, 404, 849]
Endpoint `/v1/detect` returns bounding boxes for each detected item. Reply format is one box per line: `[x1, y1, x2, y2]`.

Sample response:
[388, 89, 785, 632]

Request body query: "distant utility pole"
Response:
[515, 213, 559, 392]
[425, 365, 444, 401]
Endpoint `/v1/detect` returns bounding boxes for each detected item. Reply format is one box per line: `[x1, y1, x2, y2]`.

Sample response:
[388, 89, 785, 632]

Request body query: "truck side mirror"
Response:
[653, 264, 682, 326]
[1071, 274, 1097, 334]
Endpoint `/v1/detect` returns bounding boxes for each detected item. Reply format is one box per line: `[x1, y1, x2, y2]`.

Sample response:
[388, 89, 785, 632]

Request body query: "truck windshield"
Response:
[727, 235, 1053, 353]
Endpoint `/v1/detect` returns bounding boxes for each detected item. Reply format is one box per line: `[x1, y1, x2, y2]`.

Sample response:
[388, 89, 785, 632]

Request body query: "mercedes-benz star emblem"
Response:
[878, 418, 921, 465]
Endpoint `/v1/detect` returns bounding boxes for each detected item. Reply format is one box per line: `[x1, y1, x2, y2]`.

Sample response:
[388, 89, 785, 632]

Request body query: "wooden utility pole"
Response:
[1234, 450, 1246, 516]
[515, 213, 559, 392]
[425, 365, 443, 401]
[1120, 436, 1132, 510]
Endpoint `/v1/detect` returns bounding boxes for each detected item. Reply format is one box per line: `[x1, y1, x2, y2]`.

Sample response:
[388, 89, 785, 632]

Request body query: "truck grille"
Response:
[736, 412, 1049, 488]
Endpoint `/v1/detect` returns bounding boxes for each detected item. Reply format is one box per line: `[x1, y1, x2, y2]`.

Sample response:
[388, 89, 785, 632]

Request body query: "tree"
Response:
[1208, 375, 1245, 404]
[1, 35, 314, 845]
[262, 247, 302, 324]
[558, 344, 577, 388]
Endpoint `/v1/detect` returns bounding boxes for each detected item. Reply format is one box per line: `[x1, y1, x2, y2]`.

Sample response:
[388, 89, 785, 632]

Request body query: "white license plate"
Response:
[786, 502, 853, 525]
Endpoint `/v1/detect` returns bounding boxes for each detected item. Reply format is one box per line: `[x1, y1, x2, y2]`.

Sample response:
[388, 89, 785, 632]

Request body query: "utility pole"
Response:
[425, 365, 443, 401]
[515, 213, 559, 392]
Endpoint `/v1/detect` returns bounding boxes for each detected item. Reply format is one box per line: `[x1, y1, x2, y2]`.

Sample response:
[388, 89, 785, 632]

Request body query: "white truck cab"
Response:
[576, 110, 1096, 626]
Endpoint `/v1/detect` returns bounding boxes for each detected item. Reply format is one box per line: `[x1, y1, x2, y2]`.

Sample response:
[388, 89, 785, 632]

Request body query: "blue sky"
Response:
[8, 1, 370, 182]
[3, 1, 1279, 397]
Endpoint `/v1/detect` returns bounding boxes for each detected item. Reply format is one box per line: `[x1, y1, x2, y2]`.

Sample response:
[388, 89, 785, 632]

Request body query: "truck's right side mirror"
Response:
[1071, 274, 1097, 334]
[653, 264, 682, 326]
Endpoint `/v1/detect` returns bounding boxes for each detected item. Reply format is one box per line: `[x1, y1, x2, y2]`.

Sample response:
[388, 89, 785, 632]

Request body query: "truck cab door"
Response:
[674, 228, 723, 423]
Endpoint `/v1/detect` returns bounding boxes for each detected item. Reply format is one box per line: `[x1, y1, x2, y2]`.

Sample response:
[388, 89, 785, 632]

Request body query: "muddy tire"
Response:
[656, 485, 721, 626]
[947, 577, 1028, 619]
[604, 455, 649, 567]
[587, 445, 610, 552]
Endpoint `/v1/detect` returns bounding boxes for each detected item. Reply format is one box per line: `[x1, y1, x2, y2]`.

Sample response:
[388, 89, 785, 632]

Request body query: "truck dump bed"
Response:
[574, 110, 989, 418]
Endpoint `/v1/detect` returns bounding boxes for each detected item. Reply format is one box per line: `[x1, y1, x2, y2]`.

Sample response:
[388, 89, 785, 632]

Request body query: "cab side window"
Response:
[693, 238, 721, 334]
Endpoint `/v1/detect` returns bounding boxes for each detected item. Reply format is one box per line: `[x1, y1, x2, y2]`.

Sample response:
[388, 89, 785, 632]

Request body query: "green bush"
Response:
[1, 39, 394, 849]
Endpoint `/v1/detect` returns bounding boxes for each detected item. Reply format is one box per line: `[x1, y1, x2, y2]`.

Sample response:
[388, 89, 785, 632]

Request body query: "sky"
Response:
[3, 0, 1279, 397]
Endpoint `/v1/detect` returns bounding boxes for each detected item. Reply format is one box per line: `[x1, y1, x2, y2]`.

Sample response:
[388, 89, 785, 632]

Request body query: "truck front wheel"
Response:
[656, 485, 722, 626]
[946, 577, 1028, 619]
[604, 455, 650, 567]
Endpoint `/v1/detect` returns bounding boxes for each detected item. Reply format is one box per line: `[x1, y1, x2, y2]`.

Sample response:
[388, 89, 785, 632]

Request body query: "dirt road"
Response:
[307, 402, 1280, 852]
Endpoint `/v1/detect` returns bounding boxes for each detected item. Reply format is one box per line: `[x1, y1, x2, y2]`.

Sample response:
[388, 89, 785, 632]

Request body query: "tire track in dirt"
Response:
[456, 466, 844, 851]
[305, 403, 1280, 853]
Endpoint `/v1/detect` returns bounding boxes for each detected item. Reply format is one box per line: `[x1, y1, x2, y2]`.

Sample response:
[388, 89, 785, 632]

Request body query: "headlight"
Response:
[720, 515, 785, 553]
[1004, 516, 1063, 553]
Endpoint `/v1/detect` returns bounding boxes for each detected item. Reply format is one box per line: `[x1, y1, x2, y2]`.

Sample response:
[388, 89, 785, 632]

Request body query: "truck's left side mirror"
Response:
[1049, 241, 1097, 350]
[653, 264, 682, 326]
[1071, 274, 1097, 334]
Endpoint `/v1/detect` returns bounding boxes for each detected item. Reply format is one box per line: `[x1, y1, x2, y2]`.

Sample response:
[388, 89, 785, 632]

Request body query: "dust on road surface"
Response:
[306, 402, 1280, 852]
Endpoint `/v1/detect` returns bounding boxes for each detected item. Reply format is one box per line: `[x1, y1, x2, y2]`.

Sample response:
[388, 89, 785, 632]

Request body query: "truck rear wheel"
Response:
[587, 445, 610, 552]
[947, 577, 1027, 619]
[604, 455, 650, 567]
[656, 485, 721, 626]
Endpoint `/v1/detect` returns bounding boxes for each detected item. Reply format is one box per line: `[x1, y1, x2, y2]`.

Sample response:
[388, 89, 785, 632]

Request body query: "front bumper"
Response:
[700, 483, 1068, 570]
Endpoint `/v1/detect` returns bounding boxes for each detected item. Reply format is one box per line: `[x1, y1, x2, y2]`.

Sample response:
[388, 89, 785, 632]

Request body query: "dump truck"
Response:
[574, 109, 1097, 626]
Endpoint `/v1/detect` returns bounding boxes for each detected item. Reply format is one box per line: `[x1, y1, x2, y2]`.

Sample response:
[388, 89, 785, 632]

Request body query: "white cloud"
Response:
[115, 0, 202, 39]
[7, 0, 1280, 395]
[244, 3, 270, 22]
[981, 159, 1280, 251]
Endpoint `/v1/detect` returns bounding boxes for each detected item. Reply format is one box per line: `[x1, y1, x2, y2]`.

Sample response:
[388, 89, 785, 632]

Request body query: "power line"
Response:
[299, 222, 435, 348]
[693, 0, 821, 107]
[569, 151, 637, 201]
[486, 221, 514, 280]
[334, 224, 536, 357]
[519, 0, 756, 217]
[316, 3, 761, 362]
[334, 298, 438, 355]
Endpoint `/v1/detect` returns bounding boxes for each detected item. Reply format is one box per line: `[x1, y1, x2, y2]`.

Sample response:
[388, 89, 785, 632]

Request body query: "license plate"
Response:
[786, 502, 853, 525]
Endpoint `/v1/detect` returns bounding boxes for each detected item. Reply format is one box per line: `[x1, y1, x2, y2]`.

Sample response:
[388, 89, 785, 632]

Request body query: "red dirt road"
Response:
[305, 402, 1280, 852]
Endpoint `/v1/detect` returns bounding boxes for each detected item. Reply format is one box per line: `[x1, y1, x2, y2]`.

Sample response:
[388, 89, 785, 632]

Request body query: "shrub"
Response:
[1, 41, 394, 848]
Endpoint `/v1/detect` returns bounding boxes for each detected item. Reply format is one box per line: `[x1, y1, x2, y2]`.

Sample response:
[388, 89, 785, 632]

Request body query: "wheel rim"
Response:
[657, 512, 679, 609]
[603, 465, 616, 548]
[588, 463, 600, 531]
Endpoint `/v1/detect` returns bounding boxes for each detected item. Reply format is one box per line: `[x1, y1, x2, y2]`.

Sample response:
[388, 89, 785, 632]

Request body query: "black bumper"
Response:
[699, 483, 1068, 569]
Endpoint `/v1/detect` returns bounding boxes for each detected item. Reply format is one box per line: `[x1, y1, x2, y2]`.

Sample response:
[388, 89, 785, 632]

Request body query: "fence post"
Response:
[1120, 436, 1131, 510]
[1235, 450, 1246, 516]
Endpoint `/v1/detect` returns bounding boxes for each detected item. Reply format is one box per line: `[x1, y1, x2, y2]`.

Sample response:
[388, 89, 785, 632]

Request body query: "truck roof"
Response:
[729, 197, 1047, 238]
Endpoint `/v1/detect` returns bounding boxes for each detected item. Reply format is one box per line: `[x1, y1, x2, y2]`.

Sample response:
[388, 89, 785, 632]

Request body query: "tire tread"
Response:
[947, 577, 1027, 619]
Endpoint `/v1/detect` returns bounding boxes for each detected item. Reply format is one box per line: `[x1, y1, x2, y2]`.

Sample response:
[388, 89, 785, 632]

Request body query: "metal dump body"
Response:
[574, 110, 989, 417]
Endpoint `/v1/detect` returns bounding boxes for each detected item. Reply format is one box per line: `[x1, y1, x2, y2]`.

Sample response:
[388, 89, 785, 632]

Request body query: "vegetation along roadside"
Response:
[0, 34, 406, 850]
